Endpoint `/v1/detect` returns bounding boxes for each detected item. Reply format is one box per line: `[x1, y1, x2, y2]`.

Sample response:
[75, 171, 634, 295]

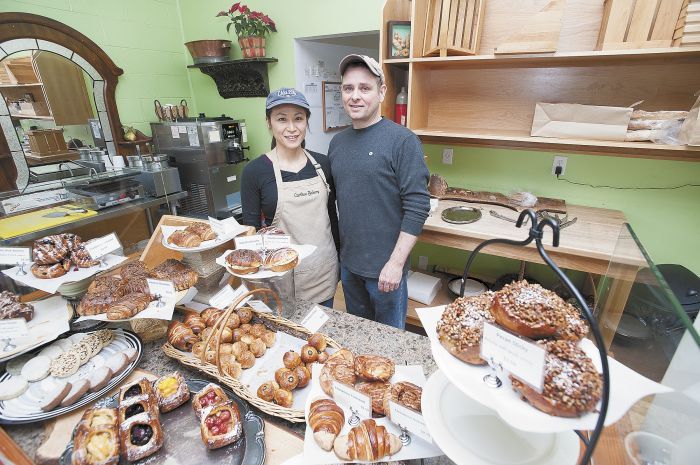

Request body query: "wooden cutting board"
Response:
[36, 369, 303, 465]
[428, 174, 567, 213]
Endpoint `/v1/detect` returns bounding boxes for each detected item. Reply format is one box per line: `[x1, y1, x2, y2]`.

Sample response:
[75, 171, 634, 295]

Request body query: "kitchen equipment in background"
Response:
[67, 177, 145, 210]
[136, 167, 182, 198]
[87, 118, 106, 149]
[126, 155, 143, 169]
[150, 116, 249, 218]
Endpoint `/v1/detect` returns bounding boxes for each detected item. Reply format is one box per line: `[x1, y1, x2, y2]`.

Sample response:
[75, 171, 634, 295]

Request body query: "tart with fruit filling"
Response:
[192, 383, 229, 419]
[200, 401, 243, 450]
[118, 378, 154, 404]
[72, 408, 120, 465]
[154, 371, 190, 413]
[118, 396, 160, 424]
[119, 412, 164, 462]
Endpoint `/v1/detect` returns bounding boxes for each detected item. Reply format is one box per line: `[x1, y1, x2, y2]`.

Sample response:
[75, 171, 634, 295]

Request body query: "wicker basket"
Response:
[162, 288, 340, 422]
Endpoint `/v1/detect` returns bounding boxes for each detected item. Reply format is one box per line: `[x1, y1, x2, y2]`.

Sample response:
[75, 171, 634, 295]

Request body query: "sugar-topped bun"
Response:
[225, 249, 262, 275]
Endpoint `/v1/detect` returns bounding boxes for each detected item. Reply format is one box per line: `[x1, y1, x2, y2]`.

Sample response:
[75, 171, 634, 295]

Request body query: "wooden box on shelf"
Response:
[18, 100, 49, 117]
[419, 0, 485, 57]
[4, 57, 39, 84]
[26, 128, 68, 155]
[597, 0, 686, 50]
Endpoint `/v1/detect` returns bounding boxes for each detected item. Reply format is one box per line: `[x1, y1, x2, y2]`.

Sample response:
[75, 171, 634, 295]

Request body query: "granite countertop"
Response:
[4, 300, 454, 465]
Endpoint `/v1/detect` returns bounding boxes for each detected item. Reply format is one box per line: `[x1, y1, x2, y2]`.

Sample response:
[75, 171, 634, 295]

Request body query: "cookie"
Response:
[60, 379, 90, 407]
[0, 377, 29, 400]
[39, 344, 64, 360]
[88, 366, 113, 392]
[53, 338, 73, 352]
[94, 329, 114, 348]
[6, 354, 32, 376]
[72, 341, 92, 366]
[83, 333, 103, 358]
[21, 355, 51, 382]
[123, 347, 138, 363]
[50, 351, 80, 378]
[67, 333, 88, 345]
[39, 380, 71, 411]
[105, 353, 128, 377]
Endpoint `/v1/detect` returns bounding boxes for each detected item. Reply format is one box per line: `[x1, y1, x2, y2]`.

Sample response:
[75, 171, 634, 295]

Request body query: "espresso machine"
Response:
[150, 115, 249, 219]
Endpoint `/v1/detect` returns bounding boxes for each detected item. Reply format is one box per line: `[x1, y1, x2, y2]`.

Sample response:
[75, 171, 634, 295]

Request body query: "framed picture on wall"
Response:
[387, 21, 411, 58]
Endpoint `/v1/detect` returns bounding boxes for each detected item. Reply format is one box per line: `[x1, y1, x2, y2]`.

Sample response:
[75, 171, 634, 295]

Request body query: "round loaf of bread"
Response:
[226, 249, 262, 274]
[437, 292, 495, 365]
[264, 247, 299, 272]
[490, 280, 568, 339]
[510, 340, 602, 417]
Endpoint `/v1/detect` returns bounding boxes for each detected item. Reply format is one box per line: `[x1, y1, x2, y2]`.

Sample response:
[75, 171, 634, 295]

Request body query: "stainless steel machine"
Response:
[150, 115, 249, 218]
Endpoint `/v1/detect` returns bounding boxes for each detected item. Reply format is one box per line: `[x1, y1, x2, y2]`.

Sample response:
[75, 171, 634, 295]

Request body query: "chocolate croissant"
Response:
[167, 321, 198, 352]
[308, 398, 345, 451]
[183, 312, 206, 335]
[168, 230, 202, 248]
[333, 419, 402, 461]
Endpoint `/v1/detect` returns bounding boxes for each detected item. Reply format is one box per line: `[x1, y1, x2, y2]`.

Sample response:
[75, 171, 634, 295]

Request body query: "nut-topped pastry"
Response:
[226, 249, 263, 274]
[490, 281, 569, 340]
[510, 340, 602, 417]
[437, 292, 495, 365]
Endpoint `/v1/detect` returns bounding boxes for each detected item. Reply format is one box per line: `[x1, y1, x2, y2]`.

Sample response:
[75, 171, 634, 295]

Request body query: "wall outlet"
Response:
[552, 156, 567, 175]
[442, 148, 453, 165]
[418, 255, 429, 270]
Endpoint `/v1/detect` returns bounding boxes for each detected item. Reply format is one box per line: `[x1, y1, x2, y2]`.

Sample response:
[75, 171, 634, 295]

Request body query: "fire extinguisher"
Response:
[394, 86, 408, 127]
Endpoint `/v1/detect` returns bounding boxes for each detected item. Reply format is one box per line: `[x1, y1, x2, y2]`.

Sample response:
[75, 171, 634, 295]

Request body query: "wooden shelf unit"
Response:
[380, 0, 700, 162]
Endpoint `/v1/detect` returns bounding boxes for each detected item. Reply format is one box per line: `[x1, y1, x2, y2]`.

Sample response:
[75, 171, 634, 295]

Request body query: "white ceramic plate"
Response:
[422, 369, 580, 465]
[0, 296, 72, 363]
[161, 223, 248, 253]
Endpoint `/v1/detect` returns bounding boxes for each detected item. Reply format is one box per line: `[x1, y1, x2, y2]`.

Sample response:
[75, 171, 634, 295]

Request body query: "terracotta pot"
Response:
[238, 36, 266, 58]
[184, 39, 232, 59]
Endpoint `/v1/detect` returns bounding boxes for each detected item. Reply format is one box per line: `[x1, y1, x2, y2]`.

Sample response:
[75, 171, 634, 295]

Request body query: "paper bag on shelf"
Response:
[679, 91, 700, 146]
[531, 102, 633, 141]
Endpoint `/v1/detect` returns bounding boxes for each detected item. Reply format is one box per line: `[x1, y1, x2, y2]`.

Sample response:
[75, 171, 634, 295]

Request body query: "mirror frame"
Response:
[0, 12, 124, 191]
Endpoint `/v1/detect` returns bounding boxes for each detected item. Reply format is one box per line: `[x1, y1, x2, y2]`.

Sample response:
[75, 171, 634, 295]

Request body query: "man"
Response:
[328, 54, 430, 329]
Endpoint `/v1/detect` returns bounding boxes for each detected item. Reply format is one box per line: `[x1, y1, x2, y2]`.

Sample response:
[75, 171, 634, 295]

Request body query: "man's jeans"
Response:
[340, 264, 408, 330]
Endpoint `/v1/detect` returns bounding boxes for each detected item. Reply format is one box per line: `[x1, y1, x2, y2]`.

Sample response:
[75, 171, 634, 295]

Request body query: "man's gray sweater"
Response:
[329, 118, 430, 278]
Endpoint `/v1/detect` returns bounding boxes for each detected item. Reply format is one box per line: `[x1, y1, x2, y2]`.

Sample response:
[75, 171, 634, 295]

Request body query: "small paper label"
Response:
[235, 235, 264, 251]
[178, 125, 187, 134]
[247, 299, 273, 313]
[208, 216, 239, 237]
[0, 318, 29, 338]
[230, 283, 252, 308]
[147, 279, 176, 302]
[209, 130, 221, 143]
[226, 175, 237, 183]
[170, 126, 180, 139]
[187, 126, 200, 147]
[0, 247, 31, 265]
[210, 284, 236, 309]
[389, 401, 432, 443]
[84, 233, 121, 260]
[481, 322, 546, 391]
[300, 305, 329, 333]
[262, 235, 291, 250]
[333, 381, 372, 420]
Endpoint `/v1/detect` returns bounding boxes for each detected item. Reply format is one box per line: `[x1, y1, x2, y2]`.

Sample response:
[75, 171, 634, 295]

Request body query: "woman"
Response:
[241, 88, 339, 308]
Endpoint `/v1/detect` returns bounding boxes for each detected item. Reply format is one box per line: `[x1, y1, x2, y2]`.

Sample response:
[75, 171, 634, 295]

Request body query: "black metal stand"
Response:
[459, 209, 610, 465]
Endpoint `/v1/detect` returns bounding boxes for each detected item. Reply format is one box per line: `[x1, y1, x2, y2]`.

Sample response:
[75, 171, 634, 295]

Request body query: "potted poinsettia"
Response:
[216, 3, 277, 58]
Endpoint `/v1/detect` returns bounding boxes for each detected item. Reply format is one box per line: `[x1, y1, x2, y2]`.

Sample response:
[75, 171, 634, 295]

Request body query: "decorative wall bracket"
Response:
[188, 58, 278, 98]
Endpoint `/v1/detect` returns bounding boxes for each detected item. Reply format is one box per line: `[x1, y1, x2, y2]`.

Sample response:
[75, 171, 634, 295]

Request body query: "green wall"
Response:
[3, 0, 698, 280]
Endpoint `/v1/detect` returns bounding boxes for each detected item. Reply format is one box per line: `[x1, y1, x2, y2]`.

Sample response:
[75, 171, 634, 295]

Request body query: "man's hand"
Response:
[378, 259, 403, 293]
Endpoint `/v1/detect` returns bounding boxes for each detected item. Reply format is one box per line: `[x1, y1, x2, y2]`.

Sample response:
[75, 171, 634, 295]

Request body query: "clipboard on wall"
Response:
[322, 81, 352, 132]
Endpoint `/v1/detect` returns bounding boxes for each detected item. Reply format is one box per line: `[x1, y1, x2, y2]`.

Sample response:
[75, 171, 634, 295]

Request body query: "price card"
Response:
[247, 299, 273, 313]
[481, 322, 546, 391]
[300, 305, 329, 333]
[147, 279, 176, 302]
[209, 284, 236, 309]
[0, 318, 29, 339]
[262, 235, 291, 250]
[84, 233, 121, 260]
[235, 235, 264, 251]
[170, 126, 179, 139]
[0, 247, 31, 265]
[208, 216, 241, 237]
[389, 401, 432, 443]
[230, 284, 252, 309]
[333, 382, 372, 420]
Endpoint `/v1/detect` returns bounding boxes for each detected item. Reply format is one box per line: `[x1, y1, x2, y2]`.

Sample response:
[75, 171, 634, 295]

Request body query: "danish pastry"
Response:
[356, 380, 391, 416]
[200, 401, 243, 449]
[437, 292, 495, 365]
[154, 372, 190, 413]
[354, 354, 395, 382]
[192, 383, 229, 419]
[383, 381, 422, 419]
[119, 411, 164, 462]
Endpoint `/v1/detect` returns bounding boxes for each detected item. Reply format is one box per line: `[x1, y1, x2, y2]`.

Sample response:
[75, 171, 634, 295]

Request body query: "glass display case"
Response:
[593, 224, 699, 465]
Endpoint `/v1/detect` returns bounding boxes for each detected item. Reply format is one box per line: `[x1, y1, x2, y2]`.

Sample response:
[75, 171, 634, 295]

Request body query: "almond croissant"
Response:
[333, 419, 402, 461]
[308, 398, 345, 451]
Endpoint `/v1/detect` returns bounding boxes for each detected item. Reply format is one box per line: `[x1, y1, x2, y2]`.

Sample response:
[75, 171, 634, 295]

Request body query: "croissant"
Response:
[168, 230, 202, 248]
[185, 222, 217, 241]
[183, 312, 206, 335]
[167, 321, 198, 352]
[333, 419, 402, 461]
[308, 398, 345, 451]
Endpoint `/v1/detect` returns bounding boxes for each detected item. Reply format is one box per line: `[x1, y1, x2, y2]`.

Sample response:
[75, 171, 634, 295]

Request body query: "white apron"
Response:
[269, 149, 339, 303]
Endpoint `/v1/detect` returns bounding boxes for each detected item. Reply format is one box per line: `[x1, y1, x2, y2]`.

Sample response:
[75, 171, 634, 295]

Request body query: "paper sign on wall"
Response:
[0, 247, 31, 265]
[389, 401, 432, 443]
[146, 279, 176, 302]
[84, 233, 121, 260]
[300, 305, 329, 333]
[333, 381, 372, 420]
[0, 318, 29, 339]
[235, 235, 264, 251]
[481, 322, 546, 391]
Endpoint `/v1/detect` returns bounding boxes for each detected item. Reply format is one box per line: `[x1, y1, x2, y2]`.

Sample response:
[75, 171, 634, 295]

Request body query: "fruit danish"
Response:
[437, 292, 495, 365]
[192, 383, 229, 419]
[78, 407, 119, 430]
[118, 378, 155, 405]
[72, 408, 120, 465]
[200, 401, 243, 449]
[154, 371, 190, 413]
[118, 395, 160, 424]
[119, 411, 164, 462]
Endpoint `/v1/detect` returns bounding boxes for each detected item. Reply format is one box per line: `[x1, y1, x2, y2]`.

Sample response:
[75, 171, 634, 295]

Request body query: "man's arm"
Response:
[378, 231, 418, 292]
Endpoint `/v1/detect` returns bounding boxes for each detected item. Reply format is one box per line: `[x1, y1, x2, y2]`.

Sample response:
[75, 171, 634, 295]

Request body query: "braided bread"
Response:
[333, 419, 402, 461]
[308, 398, 345, 451]
[183, 312, 206, 335]
[31, 263, 67, 279]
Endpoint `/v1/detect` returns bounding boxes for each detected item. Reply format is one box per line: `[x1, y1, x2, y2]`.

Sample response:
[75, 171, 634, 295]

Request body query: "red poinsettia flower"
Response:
[240, 5, 250, 14]
[249, 11, 262, 19]
[230, 2, 240, 13]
